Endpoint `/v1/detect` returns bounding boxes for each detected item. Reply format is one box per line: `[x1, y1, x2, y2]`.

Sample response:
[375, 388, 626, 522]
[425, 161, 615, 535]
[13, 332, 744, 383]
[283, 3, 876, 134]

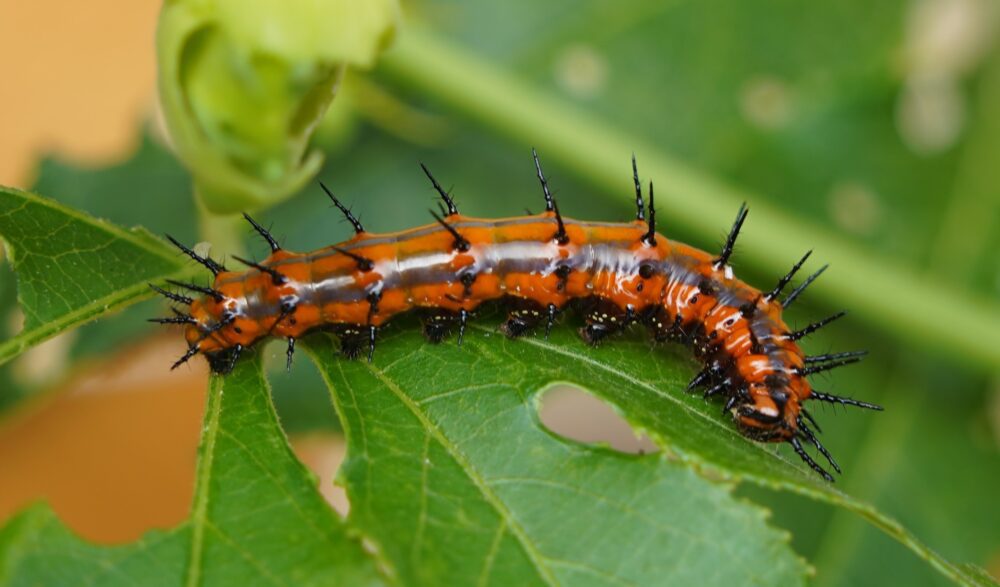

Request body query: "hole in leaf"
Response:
[538, 384, 657, 454]
[264, 339, 341, 433]
[290, 432, 349, 515]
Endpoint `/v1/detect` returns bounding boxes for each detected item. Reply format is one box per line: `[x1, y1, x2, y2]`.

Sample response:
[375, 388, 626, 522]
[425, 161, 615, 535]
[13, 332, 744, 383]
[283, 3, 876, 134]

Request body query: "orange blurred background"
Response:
[0, 0, 353, 542]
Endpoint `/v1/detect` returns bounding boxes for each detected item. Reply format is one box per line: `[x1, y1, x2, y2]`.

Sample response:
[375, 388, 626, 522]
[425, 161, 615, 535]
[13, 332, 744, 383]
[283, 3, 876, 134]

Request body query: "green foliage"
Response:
[0, 356, 381, 586]
[311, 322, 992, 586]
[0, 189, 990, 584]
[4, 173, 992, 583]
[0, 136, 198, 411]
[307, 332, 810, 585]
[1, 0, 998, 584]
[0, 187, 186, 367]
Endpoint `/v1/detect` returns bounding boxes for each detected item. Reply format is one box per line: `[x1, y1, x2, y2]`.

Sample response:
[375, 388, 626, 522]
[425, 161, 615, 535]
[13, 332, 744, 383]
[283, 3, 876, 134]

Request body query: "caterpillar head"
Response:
[731, 379, 841, 481]
[184, 295, 260, 354]
[732, 381, 799, 442]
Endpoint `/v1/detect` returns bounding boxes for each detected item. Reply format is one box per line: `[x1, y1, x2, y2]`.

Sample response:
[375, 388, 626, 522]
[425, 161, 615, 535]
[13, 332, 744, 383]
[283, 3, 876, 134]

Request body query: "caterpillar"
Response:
[150, 151, 882, 481]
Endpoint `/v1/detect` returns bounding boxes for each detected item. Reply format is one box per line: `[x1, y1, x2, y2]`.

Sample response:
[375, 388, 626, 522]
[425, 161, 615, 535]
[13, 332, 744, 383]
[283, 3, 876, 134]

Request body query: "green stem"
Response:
[195, 191, 245, 261]
[378, 28, 1000, 370]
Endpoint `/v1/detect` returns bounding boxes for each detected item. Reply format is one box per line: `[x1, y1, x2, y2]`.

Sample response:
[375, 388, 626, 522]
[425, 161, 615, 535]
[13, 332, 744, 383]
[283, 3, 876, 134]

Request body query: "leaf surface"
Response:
[0, 355, 382, 586]
[308, 327, 811, 586]
[0, 186, 186, 366]
[306, 318, 989, 586]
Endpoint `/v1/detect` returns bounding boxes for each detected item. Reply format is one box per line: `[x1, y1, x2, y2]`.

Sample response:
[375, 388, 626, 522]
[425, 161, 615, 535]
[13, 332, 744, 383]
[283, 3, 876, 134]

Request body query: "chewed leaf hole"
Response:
[538, 384, 658, 454]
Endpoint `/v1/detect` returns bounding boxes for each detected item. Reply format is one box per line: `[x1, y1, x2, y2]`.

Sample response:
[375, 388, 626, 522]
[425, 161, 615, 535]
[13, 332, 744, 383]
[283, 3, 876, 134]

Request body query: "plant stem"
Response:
[378, 28, 1000, 370]
[195, 191, 245, 261]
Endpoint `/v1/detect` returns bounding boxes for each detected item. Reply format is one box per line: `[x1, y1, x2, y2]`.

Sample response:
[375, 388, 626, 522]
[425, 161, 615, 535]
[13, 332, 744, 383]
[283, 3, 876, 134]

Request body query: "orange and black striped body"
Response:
[154, 154, 880, 481]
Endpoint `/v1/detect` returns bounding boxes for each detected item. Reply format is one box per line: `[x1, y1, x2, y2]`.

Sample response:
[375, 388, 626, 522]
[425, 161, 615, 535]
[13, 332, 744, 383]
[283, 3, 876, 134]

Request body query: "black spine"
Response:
[787, 311, 846, 341]
[457, 309, 468, 346]
[765, 250, 812, 301]
[165, 234, 225, 275]
[149, 283, 193, 305]
[552, 200, 569, 245]
[367, 325, 377, 363]
[703, 379, 730, 399]
[225, 344, 243, 374]
[642, 181, 657, 246]
[632, 154, 644, 221]
[148, 309, 196, 325]
[420, 163, 459, 215]
[545, 303, 558, 339]
[810, 390, 883, 411]
[166, 279, 224, 302]
[797, 355, 864, 376]
[783, 265, 828, 308]
[320, 182, 365, 234]
[804, 350, 868, 364]
[331, 246, 374, 271]
[242, 213, 280, 252]
[800, 407, 823, 433]
[797, 420, 841, 474]
[171, 345, 200, 370]
[232, 255, 287, 285]
[430, 210, 471, 252]
[712, 203, 749, 270]
[532, 148, 555, 212]
[687, 368, 711, 390]
[789, 436, 834, 482]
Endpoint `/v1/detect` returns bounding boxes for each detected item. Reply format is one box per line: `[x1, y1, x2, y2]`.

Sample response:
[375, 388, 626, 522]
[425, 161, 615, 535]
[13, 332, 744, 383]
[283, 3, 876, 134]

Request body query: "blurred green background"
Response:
[0, 0, 997, 585]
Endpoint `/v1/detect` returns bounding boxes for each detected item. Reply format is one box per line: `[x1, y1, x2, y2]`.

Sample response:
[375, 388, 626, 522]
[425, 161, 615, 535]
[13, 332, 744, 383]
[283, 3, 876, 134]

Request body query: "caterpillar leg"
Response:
[421, 308, 470, 345]
[331, 324, 377, 361]
[498, 298, 562, 340]
[640, 305, 688, 344]
[204, 344, 242, 375]
[578, 297, 631, 346]
[286, 337, 296, 372]
[500, 298, 549, 338]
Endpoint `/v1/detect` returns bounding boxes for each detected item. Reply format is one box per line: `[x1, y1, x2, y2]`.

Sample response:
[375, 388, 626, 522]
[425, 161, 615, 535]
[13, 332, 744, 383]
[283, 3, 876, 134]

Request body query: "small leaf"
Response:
[0, 355, 383, 585]
[308, 330, 811, 586]
[0, 186, 186, 366]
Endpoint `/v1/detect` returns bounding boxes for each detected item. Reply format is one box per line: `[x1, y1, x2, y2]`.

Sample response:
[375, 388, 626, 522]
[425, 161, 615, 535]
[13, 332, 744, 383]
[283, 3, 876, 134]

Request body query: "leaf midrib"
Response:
[185, 373, 224, 587]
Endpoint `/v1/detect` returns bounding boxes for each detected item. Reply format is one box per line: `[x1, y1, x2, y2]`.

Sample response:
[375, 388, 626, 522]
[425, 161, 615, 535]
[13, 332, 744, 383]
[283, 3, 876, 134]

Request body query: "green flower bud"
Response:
[157, 0, 399, 213]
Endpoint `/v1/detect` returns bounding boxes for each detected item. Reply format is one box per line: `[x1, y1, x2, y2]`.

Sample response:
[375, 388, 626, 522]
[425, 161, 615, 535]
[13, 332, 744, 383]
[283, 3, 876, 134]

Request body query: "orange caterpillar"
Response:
[151, 151, 881, 481]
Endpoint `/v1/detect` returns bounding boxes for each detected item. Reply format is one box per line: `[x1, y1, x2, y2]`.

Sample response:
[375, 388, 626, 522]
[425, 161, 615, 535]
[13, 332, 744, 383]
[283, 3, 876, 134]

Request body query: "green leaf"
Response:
[0, 511, 187, 587]
[0, 186, 187, 367]
[0, 355, 382, 586]
[0, 136, 198, 413]
[306, 329, 810, 586]
[307, 320, 988, 586]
